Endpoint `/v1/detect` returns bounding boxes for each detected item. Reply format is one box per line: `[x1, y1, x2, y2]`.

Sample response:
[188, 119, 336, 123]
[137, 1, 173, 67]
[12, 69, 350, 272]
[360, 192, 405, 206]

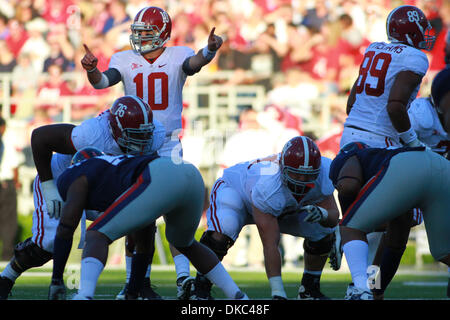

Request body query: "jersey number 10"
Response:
[133, 72, 169, 110]
[355, 51, 391, 97]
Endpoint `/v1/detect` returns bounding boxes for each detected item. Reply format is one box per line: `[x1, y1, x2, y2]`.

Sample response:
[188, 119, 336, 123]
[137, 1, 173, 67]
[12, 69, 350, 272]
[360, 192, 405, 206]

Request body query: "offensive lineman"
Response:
[0, 95, 165, 300]
[81, 6, 223, 299]
[192, 136, 340, 300]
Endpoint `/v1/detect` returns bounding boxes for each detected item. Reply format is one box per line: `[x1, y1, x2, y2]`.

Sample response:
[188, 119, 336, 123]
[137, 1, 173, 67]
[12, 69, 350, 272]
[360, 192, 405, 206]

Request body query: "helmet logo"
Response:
[114, 103, 128, 117]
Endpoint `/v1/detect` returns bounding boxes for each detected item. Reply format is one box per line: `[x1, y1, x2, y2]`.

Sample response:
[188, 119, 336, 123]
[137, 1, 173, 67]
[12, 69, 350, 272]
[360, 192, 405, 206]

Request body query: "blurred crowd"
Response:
[0, 0, 447, 129]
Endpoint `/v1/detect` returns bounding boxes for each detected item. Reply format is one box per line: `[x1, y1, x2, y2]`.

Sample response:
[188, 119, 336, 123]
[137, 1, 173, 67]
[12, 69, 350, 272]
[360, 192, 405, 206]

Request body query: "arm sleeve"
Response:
[400, 50, 429, 76]
[103, 68, 122, 86]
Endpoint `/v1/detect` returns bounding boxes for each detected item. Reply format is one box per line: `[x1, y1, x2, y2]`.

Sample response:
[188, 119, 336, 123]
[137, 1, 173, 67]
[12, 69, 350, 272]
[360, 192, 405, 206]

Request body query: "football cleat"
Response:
[329, 227, 343, 271]
[297, 284, 330, 300]
[190, 275, 214, 300]
[0, 276, 14, 300]
[139, 277, 163, 300]
[345, 283, 373, 300]
[298, 273, 330, 300]
[48, 280, 67, 300]
[177, 276, 195, 300]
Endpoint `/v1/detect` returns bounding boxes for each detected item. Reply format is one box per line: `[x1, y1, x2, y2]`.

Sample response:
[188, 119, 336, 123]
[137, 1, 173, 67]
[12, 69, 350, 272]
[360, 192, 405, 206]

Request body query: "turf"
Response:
[4, 266, 448, 300]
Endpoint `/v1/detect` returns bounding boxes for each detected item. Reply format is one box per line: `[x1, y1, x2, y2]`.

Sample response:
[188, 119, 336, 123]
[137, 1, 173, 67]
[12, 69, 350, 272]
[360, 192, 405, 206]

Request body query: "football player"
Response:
[336, 4, 436, 275]
[55, 148, 248, 300]
[367, 67, 450, 300]
[191, 136, 340, 300]
[0, 95, 165, 300]
[329, 142, 450, 299]
[81, 6, 223, 299]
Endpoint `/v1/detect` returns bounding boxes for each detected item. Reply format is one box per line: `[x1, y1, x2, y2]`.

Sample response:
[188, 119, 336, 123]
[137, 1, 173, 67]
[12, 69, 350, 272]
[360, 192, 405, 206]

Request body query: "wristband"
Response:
[398, 127, 417, 145]
[87, 67, 98, 73]
[202, 46, 216, 61]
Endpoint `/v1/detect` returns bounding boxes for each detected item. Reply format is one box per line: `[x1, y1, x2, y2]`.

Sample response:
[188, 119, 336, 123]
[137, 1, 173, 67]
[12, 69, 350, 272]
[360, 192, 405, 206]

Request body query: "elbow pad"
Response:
[92, 73, 110, 89]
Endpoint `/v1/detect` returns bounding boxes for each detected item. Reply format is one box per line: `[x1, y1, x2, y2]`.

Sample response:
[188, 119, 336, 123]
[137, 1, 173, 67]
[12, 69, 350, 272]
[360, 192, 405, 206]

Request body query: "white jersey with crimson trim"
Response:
[71, 110, 165, 156]
[109, 47, 195, 135]
[344, 41, 429, 140]
[45, 111, 166, 176]
[408, 97, 450, 154]
[221, 155, 334, 217]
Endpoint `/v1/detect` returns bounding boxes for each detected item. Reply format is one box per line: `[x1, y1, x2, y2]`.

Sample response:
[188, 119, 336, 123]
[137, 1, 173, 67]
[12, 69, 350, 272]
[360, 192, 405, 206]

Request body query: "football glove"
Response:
[41, 180, 64, 219]
[303, 205, 328, 223]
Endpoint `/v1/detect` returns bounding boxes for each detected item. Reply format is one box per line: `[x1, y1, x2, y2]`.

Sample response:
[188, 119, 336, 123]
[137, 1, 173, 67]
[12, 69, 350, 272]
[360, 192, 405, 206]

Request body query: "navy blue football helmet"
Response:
[431, 67, 450, 114]
[71, 147, 105, 165]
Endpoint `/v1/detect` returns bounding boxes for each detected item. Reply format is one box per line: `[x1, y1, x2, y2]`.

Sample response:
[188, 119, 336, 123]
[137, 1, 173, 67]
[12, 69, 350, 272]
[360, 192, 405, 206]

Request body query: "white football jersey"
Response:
[109, 47, 195, 135]
[345, 42, 429, 140]
[409, 97, 450, 154]
[221, 155, 334, 217]
[50, 111, 165, 178]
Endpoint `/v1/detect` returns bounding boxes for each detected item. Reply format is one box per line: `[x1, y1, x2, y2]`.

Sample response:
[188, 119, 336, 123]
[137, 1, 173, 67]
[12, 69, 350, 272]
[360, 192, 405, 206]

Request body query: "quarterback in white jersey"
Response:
[0, 95, 164, 300]
[81, 6, 223, 299]
[192, 137, 340, 300]
[82, 6, 222, 159]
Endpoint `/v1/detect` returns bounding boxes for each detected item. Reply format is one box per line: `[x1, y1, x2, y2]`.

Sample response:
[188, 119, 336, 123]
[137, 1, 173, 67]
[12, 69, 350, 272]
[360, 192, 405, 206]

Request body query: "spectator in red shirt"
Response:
[5, 19, 29, 59]
[36, 63, 73, 121]
[36, 0, 75, 29]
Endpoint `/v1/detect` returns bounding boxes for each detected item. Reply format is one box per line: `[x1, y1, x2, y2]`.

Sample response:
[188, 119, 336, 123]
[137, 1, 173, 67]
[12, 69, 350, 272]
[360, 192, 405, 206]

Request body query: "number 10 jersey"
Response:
[344, 41, 429, 139]
[109, 46, 195, 136]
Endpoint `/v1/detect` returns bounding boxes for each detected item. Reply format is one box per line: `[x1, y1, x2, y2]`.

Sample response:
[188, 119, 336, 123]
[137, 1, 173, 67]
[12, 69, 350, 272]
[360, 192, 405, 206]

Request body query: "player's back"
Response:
[57, 154, 159, 211]
[345, 41, 429, 139]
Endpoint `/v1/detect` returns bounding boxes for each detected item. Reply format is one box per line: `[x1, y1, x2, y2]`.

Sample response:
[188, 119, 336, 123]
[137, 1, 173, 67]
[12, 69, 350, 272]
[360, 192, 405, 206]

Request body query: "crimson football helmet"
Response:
[386, 5, 435, 51]
[71, 147, 105, 165]
[130, 6, 172, 54]
[280, 136, 321, 196]
[107, 95, 155, 155]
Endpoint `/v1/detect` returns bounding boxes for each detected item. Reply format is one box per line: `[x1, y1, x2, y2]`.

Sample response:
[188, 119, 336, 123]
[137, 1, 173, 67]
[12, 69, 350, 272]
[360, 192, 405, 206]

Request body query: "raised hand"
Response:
[207, 27, 223, 52]
[81, 44, 98, 72]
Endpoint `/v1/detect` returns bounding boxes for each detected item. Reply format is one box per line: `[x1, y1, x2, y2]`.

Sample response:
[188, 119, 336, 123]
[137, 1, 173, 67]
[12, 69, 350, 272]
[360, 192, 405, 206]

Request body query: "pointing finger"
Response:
[83, 44, 92, 54]
[209, 27, 216, 38]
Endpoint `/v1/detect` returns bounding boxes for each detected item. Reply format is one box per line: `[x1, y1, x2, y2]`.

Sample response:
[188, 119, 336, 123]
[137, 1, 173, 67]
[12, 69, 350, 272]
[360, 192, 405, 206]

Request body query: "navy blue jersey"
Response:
[57, 153, 159, 211]
[329, 146, 425, 187]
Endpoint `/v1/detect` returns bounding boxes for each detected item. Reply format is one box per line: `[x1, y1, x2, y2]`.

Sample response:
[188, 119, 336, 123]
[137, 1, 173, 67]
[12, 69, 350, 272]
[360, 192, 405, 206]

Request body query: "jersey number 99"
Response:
[133, 72, 169, 110]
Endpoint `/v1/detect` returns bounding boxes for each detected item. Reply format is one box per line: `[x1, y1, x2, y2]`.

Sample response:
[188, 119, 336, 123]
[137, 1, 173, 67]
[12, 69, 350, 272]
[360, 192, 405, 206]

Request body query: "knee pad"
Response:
[303, 234, 333, 256]
[13, 238, 52, 272]
[200, 231, 234, 260]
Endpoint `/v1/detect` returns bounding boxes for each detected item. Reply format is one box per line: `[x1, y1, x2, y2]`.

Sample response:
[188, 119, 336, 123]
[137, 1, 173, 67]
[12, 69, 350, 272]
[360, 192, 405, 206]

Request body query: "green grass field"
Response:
[4, 265, 448, 300]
